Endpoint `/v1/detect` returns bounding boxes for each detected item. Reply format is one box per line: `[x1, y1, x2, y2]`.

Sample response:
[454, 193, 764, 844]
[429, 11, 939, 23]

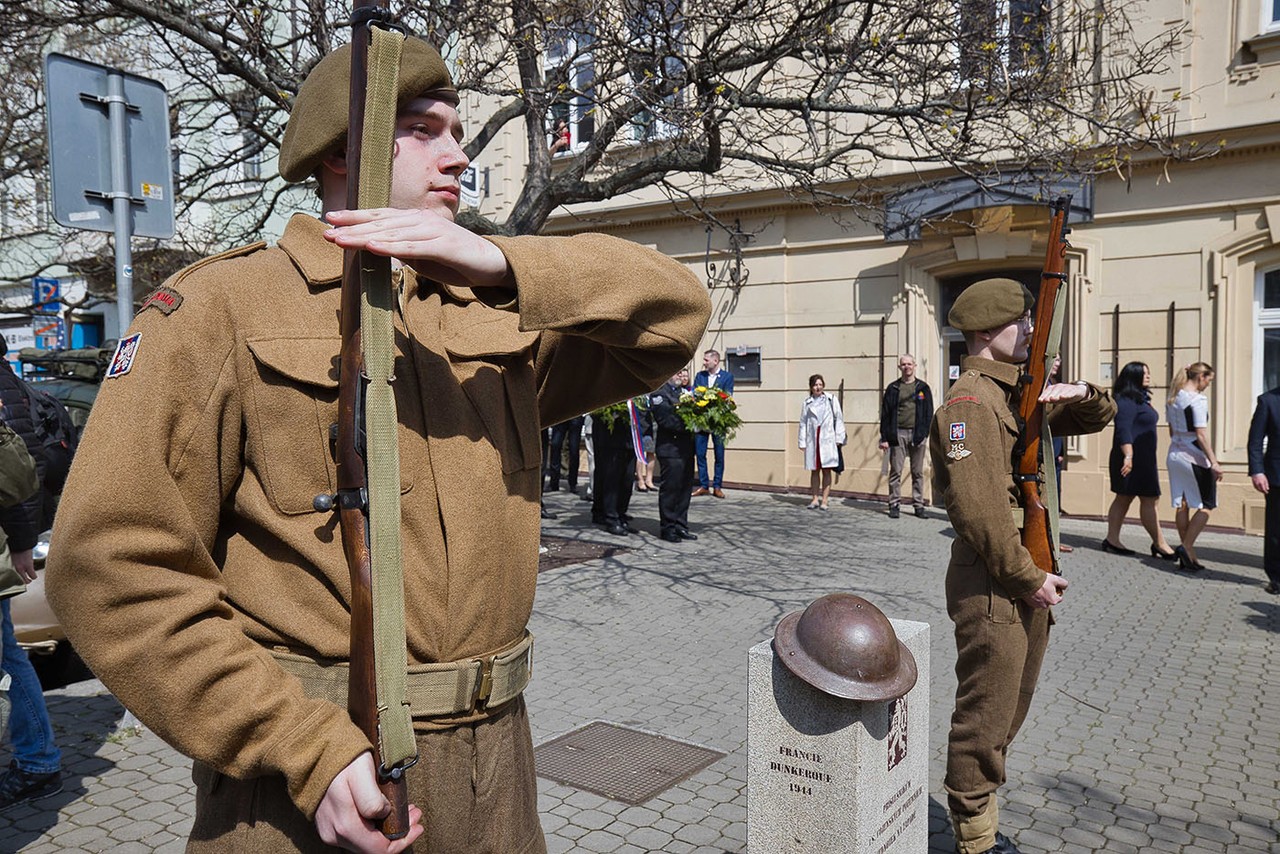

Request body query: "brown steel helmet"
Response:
[773, 593, 917, 701]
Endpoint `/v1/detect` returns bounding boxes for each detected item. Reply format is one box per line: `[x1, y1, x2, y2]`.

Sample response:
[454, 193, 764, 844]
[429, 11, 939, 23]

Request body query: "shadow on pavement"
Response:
[1242, 598, 1280, 633]
[0, 689, 123, 846]
[927, 794, 956, 851]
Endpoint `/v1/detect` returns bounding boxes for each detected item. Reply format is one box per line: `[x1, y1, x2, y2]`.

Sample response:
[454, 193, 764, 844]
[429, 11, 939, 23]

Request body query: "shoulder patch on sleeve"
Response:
[106, 332, 142, 378]
[140, 285, 184, 316]
[945, 395, 979, 406]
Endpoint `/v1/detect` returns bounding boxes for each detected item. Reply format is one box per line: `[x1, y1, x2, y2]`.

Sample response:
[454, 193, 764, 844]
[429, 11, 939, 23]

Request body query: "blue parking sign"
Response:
[33, 277, 60, 312]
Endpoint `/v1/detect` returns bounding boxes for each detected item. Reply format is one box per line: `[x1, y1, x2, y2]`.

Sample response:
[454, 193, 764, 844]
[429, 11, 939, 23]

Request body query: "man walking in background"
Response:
[879, 353, 933, 518]
[1247, 385, 1280, 595]
[692, 349, 733, 498]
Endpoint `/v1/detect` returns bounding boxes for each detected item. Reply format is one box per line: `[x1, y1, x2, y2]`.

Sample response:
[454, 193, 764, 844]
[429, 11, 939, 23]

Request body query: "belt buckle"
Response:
[472, 655, 495, 711]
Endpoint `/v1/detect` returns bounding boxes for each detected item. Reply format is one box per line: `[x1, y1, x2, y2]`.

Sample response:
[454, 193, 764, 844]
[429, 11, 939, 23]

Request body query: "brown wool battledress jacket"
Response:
[46, 214, 711, 817]
[930, 357, 1116, 598]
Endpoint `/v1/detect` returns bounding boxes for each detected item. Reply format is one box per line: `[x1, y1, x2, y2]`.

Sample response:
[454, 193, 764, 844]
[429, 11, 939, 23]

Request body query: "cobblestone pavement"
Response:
[3, 487, 1277, 853]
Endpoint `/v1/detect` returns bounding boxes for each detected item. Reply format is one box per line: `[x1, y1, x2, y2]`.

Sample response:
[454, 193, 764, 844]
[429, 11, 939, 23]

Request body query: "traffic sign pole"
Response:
[107, 71, 135, 335]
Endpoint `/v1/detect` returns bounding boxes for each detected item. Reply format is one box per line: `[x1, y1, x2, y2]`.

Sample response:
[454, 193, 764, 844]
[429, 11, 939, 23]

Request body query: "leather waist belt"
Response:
[270, 631, 533, 718]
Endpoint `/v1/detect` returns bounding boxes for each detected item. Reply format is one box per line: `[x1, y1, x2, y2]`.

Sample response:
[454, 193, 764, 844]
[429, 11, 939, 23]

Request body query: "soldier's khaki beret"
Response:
[948, 277, 1034, 332]
[279, 39, 458, 183]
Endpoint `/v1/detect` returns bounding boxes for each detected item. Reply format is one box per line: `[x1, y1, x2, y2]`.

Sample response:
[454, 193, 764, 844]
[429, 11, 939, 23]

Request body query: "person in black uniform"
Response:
[650, 369, 697, 543]
[1248, 385, 1280, 594]
[591, 408, 637, 535]
[546, 415, 585, 495]
[1101, 361, 1177, 559]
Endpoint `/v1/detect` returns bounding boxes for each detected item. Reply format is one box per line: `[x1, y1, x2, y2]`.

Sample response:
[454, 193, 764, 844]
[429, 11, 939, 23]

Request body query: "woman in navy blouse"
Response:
[1101, 362, 1178, 559]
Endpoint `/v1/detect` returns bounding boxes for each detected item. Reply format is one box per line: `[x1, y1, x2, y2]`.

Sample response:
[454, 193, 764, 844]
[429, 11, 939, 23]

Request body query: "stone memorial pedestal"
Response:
[747, 619, 930, 853]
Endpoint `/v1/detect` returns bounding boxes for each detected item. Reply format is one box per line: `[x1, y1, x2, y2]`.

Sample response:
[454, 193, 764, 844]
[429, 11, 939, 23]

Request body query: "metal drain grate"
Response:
[538, 536, 630, 572]
[535, 721, 726, 804]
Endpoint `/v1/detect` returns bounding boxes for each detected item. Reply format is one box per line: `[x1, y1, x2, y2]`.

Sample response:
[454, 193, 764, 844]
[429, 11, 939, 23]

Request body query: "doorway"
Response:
[936, 269, 1040, 395]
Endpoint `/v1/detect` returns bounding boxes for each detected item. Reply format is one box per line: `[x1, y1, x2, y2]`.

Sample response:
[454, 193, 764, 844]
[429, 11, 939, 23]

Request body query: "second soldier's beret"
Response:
[279, 39, 458, 184]
[947, 277, 1034, 332]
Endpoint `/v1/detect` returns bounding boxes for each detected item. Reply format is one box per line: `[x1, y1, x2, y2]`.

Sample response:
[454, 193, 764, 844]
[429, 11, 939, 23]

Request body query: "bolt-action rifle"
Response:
[314, 0, 413, 839]
[1013, 197, 1072, 577]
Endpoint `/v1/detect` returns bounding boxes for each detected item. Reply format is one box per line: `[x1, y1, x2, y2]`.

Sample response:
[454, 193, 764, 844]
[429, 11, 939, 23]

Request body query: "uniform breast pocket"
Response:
[245, 337, 342, 515]
[245, 337, 418, 515]
[445, 320, 541, 475]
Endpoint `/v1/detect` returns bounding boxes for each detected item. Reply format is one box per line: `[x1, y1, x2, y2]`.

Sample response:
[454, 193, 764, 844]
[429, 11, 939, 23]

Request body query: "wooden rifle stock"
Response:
[1014, 197, 1072, 576]
[334, 0, 411, 838]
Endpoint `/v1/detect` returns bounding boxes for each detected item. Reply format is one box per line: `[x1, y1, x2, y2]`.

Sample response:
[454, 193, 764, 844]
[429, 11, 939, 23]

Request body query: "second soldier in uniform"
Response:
[930, 278, 1115, 854]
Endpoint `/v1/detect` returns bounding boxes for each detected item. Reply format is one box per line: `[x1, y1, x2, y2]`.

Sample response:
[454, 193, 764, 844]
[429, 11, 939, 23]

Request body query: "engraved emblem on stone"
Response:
[887, 697, 907, 771]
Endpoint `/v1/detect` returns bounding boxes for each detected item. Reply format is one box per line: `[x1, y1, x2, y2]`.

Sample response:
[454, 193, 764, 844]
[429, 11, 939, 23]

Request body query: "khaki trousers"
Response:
[943, 561, 1051, 854]
[187, 697, 546, 854]
[888, 429, 926, 509]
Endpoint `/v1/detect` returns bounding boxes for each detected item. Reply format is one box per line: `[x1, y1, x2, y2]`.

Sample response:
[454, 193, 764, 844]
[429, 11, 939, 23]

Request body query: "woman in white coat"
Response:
[798, 374, 847, 510]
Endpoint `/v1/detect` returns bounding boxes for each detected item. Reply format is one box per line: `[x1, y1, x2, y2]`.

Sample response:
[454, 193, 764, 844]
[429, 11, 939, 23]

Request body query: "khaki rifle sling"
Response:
[1038, 288, 1068, 568]
[357, 26, 416, 772]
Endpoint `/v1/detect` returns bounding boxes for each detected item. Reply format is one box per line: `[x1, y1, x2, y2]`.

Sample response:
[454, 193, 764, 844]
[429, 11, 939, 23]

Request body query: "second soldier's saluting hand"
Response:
[1037, 381, 1090, 404]
[324, 207, 515, 292]
[1021, 571, 1068, 610]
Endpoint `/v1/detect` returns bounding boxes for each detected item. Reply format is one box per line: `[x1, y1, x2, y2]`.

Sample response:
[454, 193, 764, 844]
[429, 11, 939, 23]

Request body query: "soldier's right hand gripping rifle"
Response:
[313, 0, 416, 840]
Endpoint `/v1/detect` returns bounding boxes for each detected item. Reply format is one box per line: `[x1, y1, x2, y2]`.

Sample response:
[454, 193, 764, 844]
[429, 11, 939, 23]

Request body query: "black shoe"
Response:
[888, 506, 900, 519]
[914, 506, 926, 518]
[974, 832, 1022, 854]
[0, 761, 63, 812]
[1174, 546, 1202, 572]
[677, 529, 698, 541]
[1100, 539, 1135, 556]
[661, 530, 682, 543]
[1151, 544, 1178, 560]
[540, 507, 557, 520]
[605, 523, 629, 536]
[546, 481, 560, 491]
[1265, 581, 1279, 595]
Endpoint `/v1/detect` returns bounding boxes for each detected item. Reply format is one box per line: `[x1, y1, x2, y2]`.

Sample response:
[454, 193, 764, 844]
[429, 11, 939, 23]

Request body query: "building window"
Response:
[231, 90, 264, 181]
[34, 179, 49, 228]
[546, 21, 596, 154]
[959, 0, 1051, 82]
[1258, 267, 1280, 394]
[627, 0, 684, 143]
[1270, 0, 1280, 30]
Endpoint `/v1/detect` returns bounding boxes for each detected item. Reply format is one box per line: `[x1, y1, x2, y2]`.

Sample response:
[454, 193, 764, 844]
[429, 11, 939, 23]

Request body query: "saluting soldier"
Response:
[929, 278, 1115, 854]
[46, 39, 710, 854]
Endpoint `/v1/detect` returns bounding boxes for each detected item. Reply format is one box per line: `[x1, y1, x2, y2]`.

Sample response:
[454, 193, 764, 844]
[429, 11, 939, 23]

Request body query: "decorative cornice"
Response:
[544, 132, 1280, 238]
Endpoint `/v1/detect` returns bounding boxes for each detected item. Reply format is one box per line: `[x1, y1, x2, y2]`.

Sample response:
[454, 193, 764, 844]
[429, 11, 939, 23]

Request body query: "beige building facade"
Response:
[458, 1, 1280, 533]
[540, 146, 1278, 534]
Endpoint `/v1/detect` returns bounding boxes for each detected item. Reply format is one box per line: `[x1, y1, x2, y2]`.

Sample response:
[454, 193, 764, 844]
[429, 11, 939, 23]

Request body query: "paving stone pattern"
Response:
[2, 488, 1277, 852]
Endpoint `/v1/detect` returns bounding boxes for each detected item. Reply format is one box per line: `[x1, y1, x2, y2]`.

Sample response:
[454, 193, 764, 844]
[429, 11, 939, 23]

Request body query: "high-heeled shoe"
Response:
[1100, 539, 1135, 556]
[1150, 544, 1178, 561]
[1174, 546, 1203, 572]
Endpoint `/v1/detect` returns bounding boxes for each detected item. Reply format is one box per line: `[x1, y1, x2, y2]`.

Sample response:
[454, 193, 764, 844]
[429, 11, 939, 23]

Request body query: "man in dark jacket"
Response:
[1247, 386, 1280, 594]
[651, 369, 697, 543]
[878, 354, 934, 518]
[591, 408, 638, 536]
[0, 346, 64, 810]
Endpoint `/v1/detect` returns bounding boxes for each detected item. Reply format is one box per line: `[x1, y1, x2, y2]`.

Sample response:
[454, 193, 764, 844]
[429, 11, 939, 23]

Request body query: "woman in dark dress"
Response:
[1102, 362, 1178, 558]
